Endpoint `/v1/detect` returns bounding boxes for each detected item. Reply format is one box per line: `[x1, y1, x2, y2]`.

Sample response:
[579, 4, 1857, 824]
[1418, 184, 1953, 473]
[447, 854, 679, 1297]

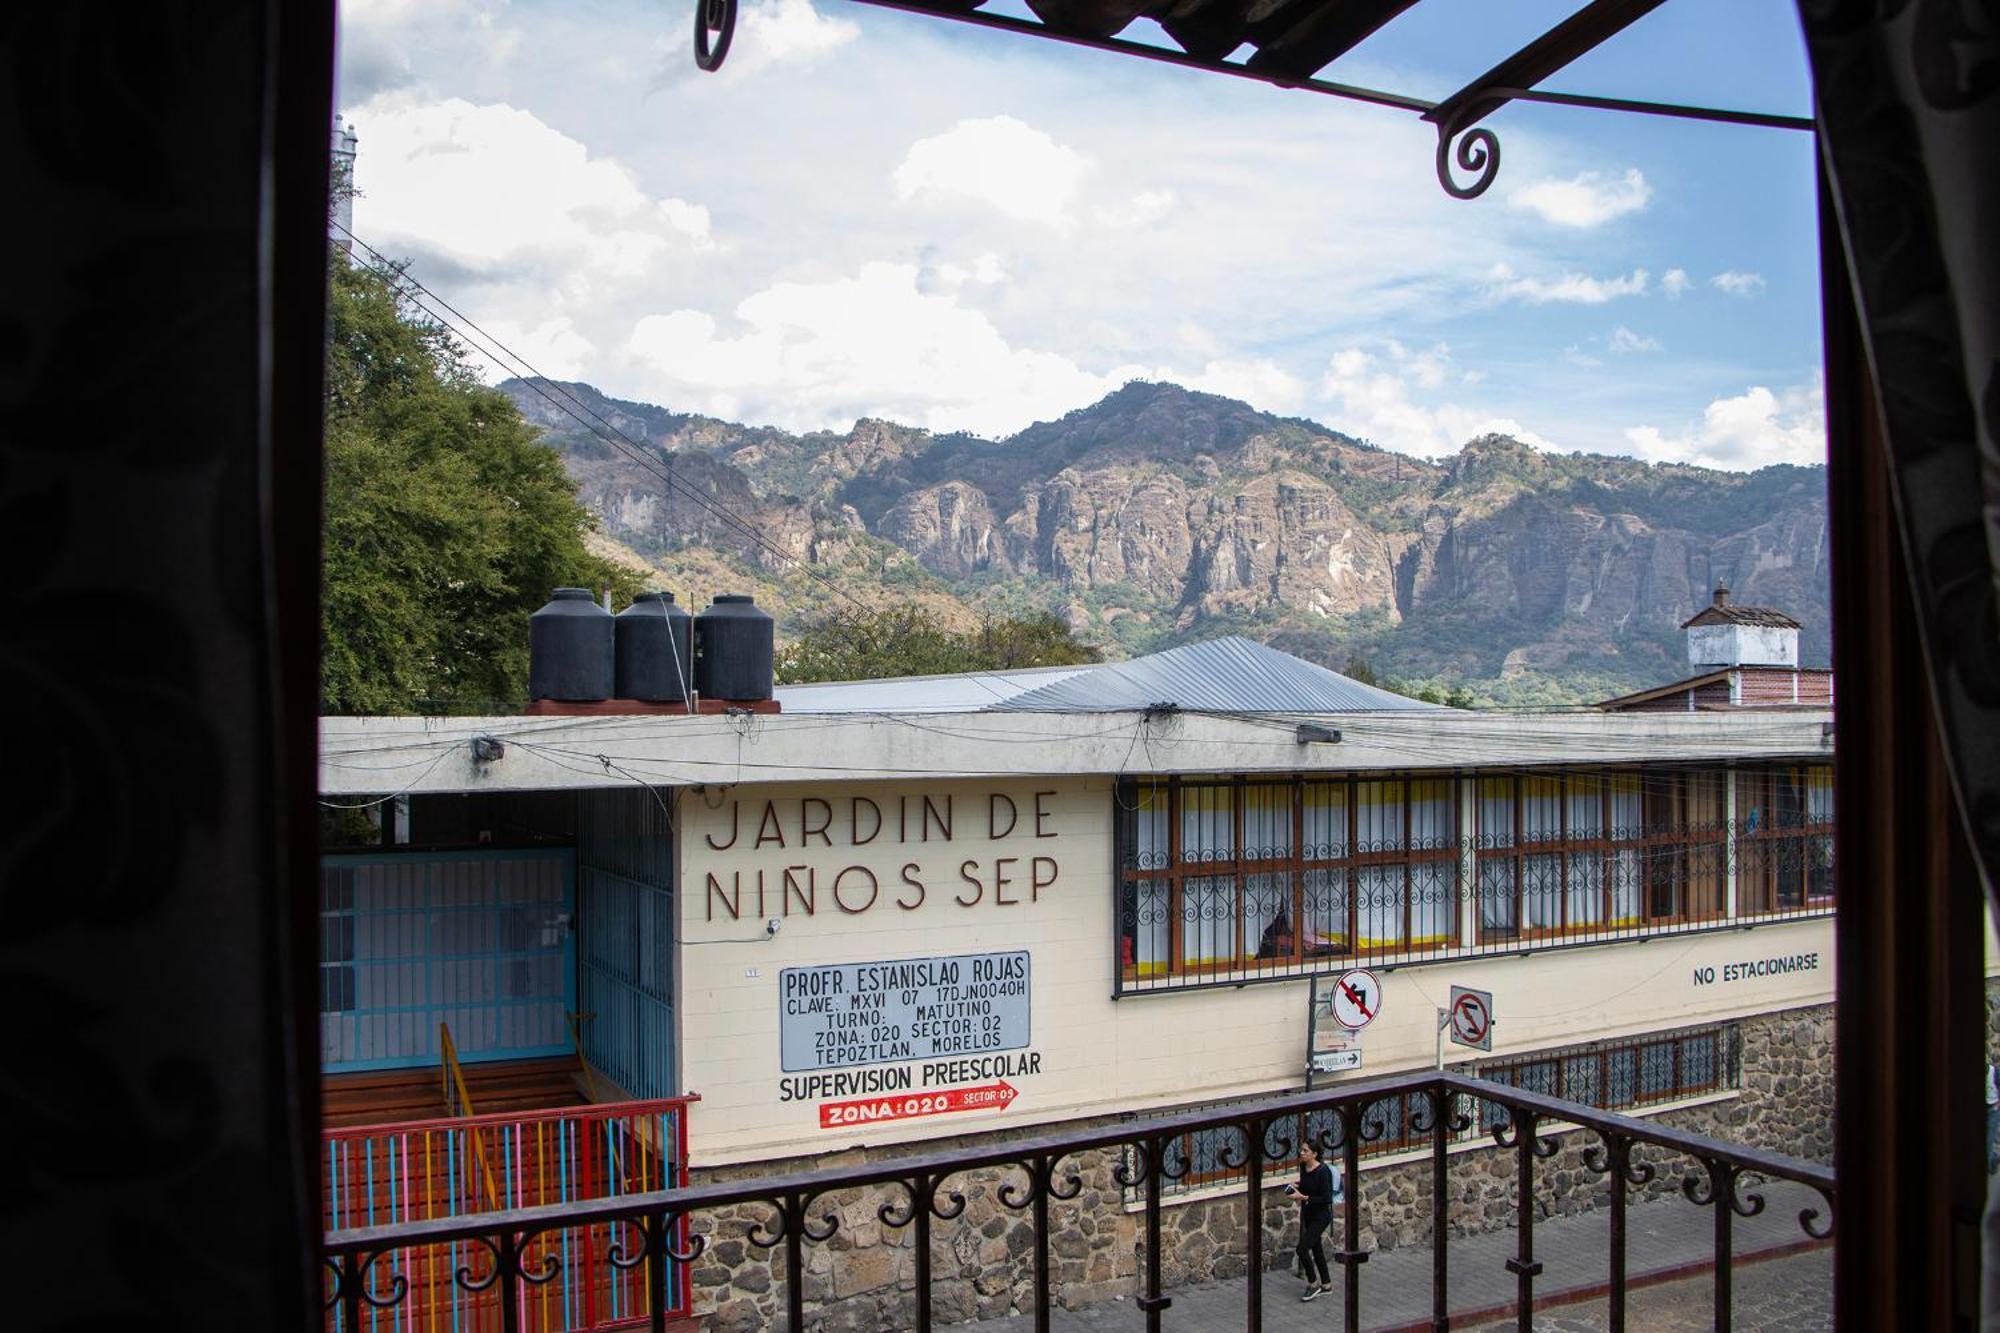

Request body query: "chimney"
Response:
[1686, 587, 1799, 670]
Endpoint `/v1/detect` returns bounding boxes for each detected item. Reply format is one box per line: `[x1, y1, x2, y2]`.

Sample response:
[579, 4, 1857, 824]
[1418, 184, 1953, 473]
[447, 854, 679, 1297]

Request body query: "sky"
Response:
[336, 0, 1826, 471]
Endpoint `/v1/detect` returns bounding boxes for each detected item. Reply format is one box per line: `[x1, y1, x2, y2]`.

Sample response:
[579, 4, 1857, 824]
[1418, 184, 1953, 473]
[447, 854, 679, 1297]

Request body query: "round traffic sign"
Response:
[1330, 969, 1382, 1030]
[1450, 990, 1491, 1047]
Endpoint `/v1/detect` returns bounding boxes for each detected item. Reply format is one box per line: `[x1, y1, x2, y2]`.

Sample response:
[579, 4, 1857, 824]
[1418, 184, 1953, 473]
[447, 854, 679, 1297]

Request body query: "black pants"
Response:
[1297, 1210, 1331, 1284]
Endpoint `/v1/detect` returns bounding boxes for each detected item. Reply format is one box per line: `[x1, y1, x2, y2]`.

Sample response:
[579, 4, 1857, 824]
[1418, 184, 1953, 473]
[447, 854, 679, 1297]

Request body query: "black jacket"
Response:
[1297, 1161, 1335, 1220]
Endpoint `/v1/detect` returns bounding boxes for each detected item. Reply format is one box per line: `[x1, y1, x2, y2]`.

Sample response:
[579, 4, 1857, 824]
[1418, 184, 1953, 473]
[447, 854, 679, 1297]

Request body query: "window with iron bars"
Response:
[1734, 764, 1836, 914]
[1473, 770, 1729, 942]
[1116, 774, 1460, 983]
[1134, 1023, 1739, 1203]
[1470, 1023, 1738, 1132]
[1114, 767, 1831, 991]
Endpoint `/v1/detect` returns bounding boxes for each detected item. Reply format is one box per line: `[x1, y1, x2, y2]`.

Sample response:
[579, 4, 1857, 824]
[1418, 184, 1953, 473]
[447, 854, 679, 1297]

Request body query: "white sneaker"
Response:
[1301, 1284, 1322, 1302]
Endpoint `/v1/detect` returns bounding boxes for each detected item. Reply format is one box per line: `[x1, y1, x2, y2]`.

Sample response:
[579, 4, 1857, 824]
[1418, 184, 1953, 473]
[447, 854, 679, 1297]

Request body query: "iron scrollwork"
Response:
[694, 0, 737, 72]
[1491, 1104, 1559, 1160]
[746, 1192, 842, 1249]
[606, 1210, 709, 1270]
[326, 1250, 410, 1313]
[450, 1230, 564, 1294]
[996, 1153, 1084, 1211]
[1581, 1132, 1657, 1189]
[1682, 1158, 1767, 1218]
[1409, 1085, 1472, 1138]
[1112, 1137, 1153, 1191]
[1434, 123, 1502, 200]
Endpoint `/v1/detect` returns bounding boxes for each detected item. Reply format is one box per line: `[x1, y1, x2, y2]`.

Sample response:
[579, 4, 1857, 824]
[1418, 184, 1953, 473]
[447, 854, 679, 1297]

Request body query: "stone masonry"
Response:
[684, 1003, 1836, 1332]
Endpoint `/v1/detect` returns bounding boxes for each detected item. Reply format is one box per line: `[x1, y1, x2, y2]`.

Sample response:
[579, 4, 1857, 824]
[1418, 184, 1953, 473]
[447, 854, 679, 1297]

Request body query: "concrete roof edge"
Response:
[319, 709, 1836, 797]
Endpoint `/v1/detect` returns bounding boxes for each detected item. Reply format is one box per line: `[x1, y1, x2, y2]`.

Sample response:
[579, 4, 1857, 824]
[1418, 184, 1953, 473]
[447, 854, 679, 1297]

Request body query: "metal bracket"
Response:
[694, 0, 736, 72]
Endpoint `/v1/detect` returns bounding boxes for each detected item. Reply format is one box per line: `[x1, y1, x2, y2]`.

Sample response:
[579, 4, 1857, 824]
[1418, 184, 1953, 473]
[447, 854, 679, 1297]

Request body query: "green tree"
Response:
[777, 606, 1099, 684]
[321, 258, 641, 713]
[1343, 654, 1381, 687]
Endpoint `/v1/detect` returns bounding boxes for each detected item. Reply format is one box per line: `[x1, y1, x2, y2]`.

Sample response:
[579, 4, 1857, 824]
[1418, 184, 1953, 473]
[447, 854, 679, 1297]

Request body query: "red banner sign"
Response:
[819, 1081, 1019, 1129]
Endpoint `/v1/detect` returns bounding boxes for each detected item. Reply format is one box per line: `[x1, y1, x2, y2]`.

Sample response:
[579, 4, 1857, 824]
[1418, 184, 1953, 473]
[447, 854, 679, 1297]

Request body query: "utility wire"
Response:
[331, 223, 872, 615]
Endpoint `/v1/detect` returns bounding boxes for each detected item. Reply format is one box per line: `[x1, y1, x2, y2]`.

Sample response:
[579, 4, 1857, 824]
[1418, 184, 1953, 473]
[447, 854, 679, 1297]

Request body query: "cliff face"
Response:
[501, 379, 1831, 695]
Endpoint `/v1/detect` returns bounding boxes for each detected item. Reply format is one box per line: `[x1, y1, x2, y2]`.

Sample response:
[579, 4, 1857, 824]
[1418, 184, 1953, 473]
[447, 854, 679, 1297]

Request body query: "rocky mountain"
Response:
[502, 378, 1830, 705]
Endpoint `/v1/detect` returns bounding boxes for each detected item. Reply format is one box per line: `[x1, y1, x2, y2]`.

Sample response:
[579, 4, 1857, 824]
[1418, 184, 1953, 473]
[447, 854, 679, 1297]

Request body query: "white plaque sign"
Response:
[780, 951, 1031, 1073]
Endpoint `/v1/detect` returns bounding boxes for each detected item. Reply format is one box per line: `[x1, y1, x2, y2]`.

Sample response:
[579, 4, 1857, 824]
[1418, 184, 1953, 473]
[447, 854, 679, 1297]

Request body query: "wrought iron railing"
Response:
[322, 1071, 1833, 1333]
[1140, 1023, 1741, 1201]
[1118, 825, 1832, 993]
[323, 1096, 693, 1331]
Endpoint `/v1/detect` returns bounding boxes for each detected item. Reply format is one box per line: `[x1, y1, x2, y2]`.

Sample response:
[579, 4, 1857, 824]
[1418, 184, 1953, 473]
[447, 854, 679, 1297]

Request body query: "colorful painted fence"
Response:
[324, 1098, 693, 1331]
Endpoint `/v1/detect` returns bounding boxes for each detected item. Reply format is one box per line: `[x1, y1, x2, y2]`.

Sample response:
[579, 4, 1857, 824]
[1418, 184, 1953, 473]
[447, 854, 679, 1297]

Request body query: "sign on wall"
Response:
[779, 951, 1031, 1073]
[698, 790, 1063, 927]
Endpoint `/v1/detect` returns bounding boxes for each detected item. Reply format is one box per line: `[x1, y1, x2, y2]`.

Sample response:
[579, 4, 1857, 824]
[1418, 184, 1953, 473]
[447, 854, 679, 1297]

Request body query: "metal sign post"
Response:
[1307, 971, 1381, 1089]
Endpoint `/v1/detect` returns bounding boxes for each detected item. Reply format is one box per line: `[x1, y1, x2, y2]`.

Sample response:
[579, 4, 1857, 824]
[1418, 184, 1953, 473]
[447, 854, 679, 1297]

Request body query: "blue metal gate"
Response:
[577, 788, 677, 1100]
[320, 848, 576, 1072]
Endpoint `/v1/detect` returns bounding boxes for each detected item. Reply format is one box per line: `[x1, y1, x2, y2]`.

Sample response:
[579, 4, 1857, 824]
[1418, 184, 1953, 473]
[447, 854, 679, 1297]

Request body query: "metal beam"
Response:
[1244, 0, 1420, 82]
[845, 0, 1436, 113]
[1493, 85, 1814, 132]
[1424, 0, 1670, 133]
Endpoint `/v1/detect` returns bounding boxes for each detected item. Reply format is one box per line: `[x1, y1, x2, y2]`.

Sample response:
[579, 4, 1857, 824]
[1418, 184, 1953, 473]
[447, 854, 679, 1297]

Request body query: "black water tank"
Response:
[615, 591, 695, 703]
[529, 588, 613, 701]
[695, 594, 774, 701]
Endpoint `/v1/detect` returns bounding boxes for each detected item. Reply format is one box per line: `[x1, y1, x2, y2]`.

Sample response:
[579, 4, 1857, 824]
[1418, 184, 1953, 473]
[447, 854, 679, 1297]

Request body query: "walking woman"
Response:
[1286, 1139, 1337, 1301]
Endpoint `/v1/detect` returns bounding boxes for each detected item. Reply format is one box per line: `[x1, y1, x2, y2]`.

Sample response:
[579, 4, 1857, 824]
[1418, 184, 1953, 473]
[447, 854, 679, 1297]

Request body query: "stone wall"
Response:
[684, 1003, 1837, 1331]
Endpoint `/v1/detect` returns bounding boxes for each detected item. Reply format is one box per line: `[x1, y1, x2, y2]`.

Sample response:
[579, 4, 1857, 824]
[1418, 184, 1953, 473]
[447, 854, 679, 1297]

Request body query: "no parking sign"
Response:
[1448, 985, 1494, 1052]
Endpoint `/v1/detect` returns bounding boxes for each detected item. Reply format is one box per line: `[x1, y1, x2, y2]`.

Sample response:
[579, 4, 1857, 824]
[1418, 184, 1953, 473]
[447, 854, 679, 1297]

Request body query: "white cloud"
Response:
[1624, 378, 1824, 470]
[337, 0, 520, 102]
[1487, 263, 1649, 304]
[1318, 341, 1555, 458]
[1508, 168, 1651, 228]
[922, 251, 1007, 292]
[1712, 269, 1767, 296]
[350, 97, 714, 292]
[622, 260, 1142, 436]
[1662, 268, 1692, 299]
[894, 116, 1091, 226]
[716, 0, 859, 80]
[333, 0, 1815, 470]
[1608, 325, 1662, 354]
[1173, 359, 1307, 414]
[479, 315, 598, 380]
[1563, 346, 1604, 369]
[1096, 189, 1177, 228]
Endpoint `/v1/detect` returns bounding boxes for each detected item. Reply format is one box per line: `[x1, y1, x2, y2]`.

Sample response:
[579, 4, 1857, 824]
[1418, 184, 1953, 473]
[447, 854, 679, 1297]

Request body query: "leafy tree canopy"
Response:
[322, 258, 641, 714]
[778, 606, 1100, 684]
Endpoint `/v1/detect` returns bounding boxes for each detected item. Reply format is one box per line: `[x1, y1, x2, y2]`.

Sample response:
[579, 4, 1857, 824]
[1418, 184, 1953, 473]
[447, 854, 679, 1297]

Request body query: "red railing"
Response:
[323, 1096, 694, 1331]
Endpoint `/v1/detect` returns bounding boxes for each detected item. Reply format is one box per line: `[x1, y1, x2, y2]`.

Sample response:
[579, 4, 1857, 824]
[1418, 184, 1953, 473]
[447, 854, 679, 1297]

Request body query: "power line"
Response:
[331, 223, 873, 615]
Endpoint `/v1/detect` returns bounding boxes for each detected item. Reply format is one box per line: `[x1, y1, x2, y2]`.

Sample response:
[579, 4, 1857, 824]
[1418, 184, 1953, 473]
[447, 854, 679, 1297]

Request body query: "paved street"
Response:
[985, 1180, 1832, 1332]
[1462, 1247, 1832, 1332]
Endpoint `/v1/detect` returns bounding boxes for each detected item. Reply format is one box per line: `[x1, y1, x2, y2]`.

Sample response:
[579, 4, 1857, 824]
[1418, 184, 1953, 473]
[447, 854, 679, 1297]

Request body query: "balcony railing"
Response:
[321, 1071, 1834, 1333]
[1140, 1022, 1740, 1202]
[324, 1096, 693, 1332]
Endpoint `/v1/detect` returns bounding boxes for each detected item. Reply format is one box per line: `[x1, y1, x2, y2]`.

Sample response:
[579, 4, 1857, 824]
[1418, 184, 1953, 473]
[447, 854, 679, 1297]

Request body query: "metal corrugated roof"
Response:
[774, 663, 1094, 714]
[990, 636, 1447, 714]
